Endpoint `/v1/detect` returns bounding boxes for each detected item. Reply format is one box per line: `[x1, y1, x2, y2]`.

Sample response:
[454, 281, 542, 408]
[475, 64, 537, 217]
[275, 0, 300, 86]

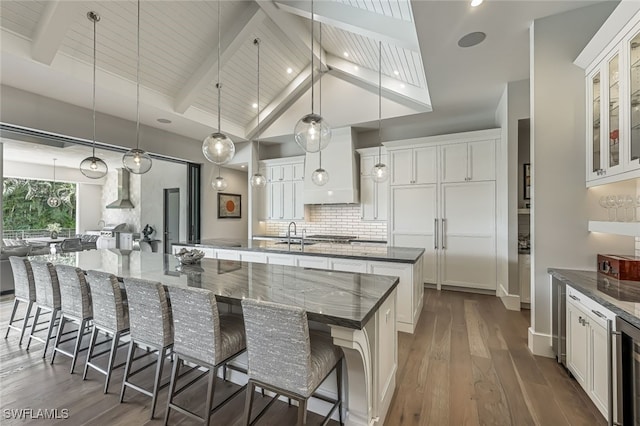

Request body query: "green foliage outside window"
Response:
[2, 178, 76, 230]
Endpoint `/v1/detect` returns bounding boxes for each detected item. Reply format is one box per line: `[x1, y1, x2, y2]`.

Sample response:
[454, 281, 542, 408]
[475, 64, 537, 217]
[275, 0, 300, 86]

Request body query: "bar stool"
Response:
[26, 261, 62, 358]
[164, 286, 247, 425]
[120, 277, 173, 419]
[50, 265, 93, 373]
[83, 270, 130, 393]
[241, 299, 344, 426]
[5, 257, 36, 345]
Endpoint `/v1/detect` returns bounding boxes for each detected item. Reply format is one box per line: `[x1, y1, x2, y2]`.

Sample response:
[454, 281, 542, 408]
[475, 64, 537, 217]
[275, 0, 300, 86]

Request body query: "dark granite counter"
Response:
[174, 238, 423, 264]
[548, 268, 640, 329]
[30, 250, 399, 329]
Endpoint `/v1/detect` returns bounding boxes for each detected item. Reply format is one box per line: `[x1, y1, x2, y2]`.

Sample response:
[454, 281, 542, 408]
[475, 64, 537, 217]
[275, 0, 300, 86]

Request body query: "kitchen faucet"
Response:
[287, 221, 297, 250]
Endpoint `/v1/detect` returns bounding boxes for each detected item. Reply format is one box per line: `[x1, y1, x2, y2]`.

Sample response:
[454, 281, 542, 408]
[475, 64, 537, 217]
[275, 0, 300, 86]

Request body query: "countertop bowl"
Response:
[175, 248, 205, 265]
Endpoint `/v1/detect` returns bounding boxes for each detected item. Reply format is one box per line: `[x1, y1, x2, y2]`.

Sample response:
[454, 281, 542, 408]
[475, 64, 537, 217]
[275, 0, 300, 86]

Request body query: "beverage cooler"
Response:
[617, 316, 640, 426]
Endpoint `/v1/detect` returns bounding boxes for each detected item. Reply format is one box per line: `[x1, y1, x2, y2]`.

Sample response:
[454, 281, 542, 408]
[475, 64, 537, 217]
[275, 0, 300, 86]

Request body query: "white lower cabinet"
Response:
[566, 285, 615, 420]
[265, 253, 296, 266]
[239, 251, 266, 264]
[330, 259, 368, 273]
[296, 256, 329, 269]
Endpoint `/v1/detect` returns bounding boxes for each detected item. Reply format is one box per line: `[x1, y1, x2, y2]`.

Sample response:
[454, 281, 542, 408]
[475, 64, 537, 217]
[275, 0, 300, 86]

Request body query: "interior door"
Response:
[440, 181, 496, 290]
[163, 188, 180, 254]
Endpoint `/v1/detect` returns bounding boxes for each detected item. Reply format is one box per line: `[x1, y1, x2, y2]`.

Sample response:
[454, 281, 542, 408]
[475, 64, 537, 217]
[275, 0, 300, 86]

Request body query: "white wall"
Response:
[140, 161, 188, 244]
[76, 183, 102, 233]
[530, 1, 631, 356]
[495, 86, 510, 304]
[201, 166, 248, 240]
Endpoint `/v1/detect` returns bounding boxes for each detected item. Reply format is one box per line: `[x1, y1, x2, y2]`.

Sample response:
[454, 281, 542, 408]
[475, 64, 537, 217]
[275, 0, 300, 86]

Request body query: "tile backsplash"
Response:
[264, 204, 387, 240]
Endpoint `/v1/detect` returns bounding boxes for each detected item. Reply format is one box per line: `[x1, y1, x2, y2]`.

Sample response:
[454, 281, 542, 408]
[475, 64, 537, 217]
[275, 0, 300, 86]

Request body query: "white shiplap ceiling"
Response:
[0, 0, 606, 149]
[0, 0, 427, 144]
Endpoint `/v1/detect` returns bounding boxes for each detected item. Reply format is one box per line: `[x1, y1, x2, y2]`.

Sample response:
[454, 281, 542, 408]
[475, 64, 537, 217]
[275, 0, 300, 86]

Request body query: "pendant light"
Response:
[212, 165, 228, 191]
[311, 23, 329, 186]
[79, 11, 108, 179]
[202, 1, 235, 165]
[371, 41, 389, 183]
[294, 0, 331, 153]
[123, 0, 152, 175]
[250, 38, 266, 188]
[47, 158, 61, 208]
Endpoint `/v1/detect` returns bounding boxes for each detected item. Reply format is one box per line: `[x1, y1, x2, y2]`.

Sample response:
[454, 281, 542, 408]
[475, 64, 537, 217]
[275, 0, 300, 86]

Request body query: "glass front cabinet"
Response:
[585, 18, 640, 185]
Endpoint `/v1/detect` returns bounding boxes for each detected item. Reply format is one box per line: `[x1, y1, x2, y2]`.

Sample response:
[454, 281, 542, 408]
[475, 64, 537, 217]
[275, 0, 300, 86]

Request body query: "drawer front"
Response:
[567, 285, 615, 326]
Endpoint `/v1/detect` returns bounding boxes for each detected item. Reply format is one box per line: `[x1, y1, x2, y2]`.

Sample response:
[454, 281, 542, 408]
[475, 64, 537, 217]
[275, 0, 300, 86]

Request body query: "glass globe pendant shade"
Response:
[250, 173, 267, 188]
[294, 113, 331, 153]
[371, 162, 389, 183]
[212, 176, 228, 191]
[312, 167, 329, 186]
[203, 132, 235, 165]
[123, 148, 152, 174]
[80, 156, 108, 179]
[47, 195, 61, 208]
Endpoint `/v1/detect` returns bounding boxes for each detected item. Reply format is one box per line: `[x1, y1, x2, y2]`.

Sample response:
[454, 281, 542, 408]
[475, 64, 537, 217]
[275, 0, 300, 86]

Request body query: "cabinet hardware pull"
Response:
[434, 219, 438, 250]
[441, 218, 446, 249]
[592, 310, 606, 319]
[569, 294, 580, 301]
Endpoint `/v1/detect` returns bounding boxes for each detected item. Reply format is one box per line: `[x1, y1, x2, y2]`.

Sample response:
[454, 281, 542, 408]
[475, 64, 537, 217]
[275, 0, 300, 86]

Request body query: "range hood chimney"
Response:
[106, 168, 135, 209]
[303, 127, 359, 204]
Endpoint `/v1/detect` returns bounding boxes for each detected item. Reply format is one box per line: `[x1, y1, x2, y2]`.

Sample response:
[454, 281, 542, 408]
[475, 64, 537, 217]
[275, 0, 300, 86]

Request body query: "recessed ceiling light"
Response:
[458, 31, 486, 48]
[286, 67, 293, 74]
[354, 65, 359, 71]
[241, 164, 246, 168]
[157, 118, 172, 124]
[471, 0, 483, 6]
[343, 51, 349, 57]
[393, 70, 399, 76]
[252, 103, 258, 109]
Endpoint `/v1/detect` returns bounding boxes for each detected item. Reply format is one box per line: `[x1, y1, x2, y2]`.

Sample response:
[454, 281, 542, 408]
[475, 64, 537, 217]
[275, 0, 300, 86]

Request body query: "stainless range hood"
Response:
[303, 127, 359, 204]
[106, 168, 134, 209]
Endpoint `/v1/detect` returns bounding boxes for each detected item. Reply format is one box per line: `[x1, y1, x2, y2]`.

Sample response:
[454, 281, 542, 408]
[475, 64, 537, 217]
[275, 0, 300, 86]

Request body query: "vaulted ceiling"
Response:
[0, 0, 601, 147]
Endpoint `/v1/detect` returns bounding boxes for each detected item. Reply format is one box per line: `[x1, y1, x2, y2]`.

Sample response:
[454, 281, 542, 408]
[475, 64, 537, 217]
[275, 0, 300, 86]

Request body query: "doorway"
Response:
[163, 188, 180, 254]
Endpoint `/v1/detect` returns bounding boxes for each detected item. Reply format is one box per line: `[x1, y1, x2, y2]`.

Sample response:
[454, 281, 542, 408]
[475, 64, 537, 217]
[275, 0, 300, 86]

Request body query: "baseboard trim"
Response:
[497, 284, 521, 311]
[528, 327, 554, 358]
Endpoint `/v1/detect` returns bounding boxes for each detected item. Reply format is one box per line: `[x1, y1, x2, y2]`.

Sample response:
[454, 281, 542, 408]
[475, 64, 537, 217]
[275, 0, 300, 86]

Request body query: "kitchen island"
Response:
[30, 249, 399, 426]
[173, 238, 425, 333]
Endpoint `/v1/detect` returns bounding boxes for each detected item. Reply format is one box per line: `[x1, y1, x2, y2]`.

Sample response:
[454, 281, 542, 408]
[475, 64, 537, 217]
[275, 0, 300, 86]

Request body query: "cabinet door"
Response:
[293, 181, 304, 220]
[368, 262, 411, 325]
[390, 149, 413, 185]
[413, 146, 437, 184]
[282, 164, 294, 181]
[268, 166, 281, 182]
[361, 155, 375, 177]
[270, 182, 283, 220]
[330, 259, 367, 273]
[292, 163, 305, 181]
[468, 140, 495, 181]
[360, 174, 375, 220]
[266, 254, 296, 266]
[217, 249, 240, 261]
[375, 180, 388, 221]
[440, 181, 496, 290]
[589, 318, 610, 417]
[296, 256, 329, 269]
[606, 53, 622, 176]
[440, 142, 468, 183]
[282, 181, 294, 220]
[567, 301, 589, 389]
[627, 29, 640, 170]
[239, 251, 266, 264]
[588, 69, 604, 181]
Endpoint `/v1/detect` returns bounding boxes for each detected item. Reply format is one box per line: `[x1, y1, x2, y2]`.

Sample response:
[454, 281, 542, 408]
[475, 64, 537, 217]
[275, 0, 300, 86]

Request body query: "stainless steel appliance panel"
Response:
[617, 316, 640, 426]
[552, 277, 567, 367]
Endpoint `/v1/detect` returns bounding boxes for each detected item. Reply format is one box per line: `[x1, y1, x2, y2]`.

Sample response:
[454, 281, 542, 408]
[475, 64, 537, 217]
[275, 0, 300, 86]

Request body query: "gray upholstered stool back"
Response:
[31, 261, 61, 310]
[168, 286, 226, 364]
[9, 256, 36, 302]
[86, 270, 128, 332]
[55, 265, 92, 320]
[123, 278, 173, 347]
[241, 298, 314, 397]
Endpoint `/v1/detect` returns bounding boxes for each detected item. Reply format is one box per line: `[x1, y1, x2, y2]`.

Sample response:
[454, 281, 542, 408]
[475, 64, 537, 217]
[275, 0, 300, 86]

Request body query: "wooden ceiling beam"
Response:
[31, 1, 83, 65]
[173, 3, 264, 114]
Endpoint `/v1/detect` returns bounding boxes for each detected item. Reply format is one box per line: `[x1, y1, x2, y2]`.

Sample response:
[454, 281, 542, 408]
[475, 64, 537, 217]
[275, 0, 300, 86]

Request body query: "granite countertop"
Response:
[253, 234, 388, 244]
[548, 268, 640, 329]
[175, 239, 424, 264]
[30, 250, 399, 329]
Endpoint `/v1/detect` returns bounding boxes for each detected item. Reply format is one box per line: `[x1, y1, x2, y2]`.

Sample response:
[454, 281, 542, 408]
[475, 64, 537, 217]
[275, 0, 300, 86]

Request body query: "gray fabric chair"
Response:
[26, 261, 62, 358]
[50, 265, 93, 373]
[120, 277, 173, 419]
[83, 270, 130, 393]
[164, 286, 246, 426]
[4, 257, 36, 345]
[241, 299, 344, 426]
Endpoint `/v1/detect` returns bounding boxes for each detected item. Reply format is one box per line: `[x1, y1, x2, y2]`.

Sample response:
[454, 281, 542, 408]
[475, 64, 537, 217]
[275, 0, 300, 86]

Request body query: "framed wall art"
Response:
[218, 193, 241, 218]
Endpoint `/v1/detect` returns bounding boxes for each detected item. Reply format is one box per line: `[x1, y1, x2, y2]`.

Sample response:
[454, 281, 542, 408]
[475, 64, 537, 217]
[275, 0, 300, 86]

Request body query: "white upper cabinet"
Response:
[357, 148, 388, 221]
[441, 139, 495, 183]
[259, 156, 305, 221]
[390, 146, 437, 185]
[577, 9, 640, 185]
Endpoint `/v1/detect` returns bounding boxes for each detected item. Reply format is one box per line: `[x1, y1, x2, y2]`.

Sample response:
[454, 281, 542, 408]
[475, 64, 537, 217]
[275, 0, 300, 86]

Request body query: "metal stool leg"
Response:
[163, 356, 182, 426]
[19, 301, 34, 346]
[150, 346, 167, 419]
[297, 398, 308, 426]
[104, 331, 121, 393]
[50, 314, 67, 364]
[70, 319, 88, 374]
[120, 341, 136, 403]
[4, 299, 19, 339]
[203, 366, 217, 424]
[243, 381, 256, 426]
[42, 309, 59, 358]
[337, 360, 343, 426]
[26, 306, 42, 351]
[83, 326, 99, 381]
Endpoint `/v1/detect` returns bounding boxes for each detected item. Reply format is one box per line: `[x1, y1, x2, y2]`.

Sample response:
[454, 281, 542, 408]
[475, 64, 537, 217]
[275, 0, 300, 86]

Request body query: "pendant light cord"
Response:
[52, 158, 57, 194]
[92, 15, 97, 158]
[255, 38, 260, 159]
[217, 1, 222, 132]
[378, 41, 382, 163]
[318, 23, 322, 168]
[310, 0, 314, 114]
[135, 0, 140, 150]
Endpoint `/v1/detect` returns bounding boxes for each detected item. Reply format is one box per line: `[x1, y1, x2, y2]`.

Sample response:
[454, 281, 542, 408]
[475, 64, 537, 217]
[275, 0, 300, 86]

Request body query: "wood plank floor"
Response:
[0, 289, 605, 425]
